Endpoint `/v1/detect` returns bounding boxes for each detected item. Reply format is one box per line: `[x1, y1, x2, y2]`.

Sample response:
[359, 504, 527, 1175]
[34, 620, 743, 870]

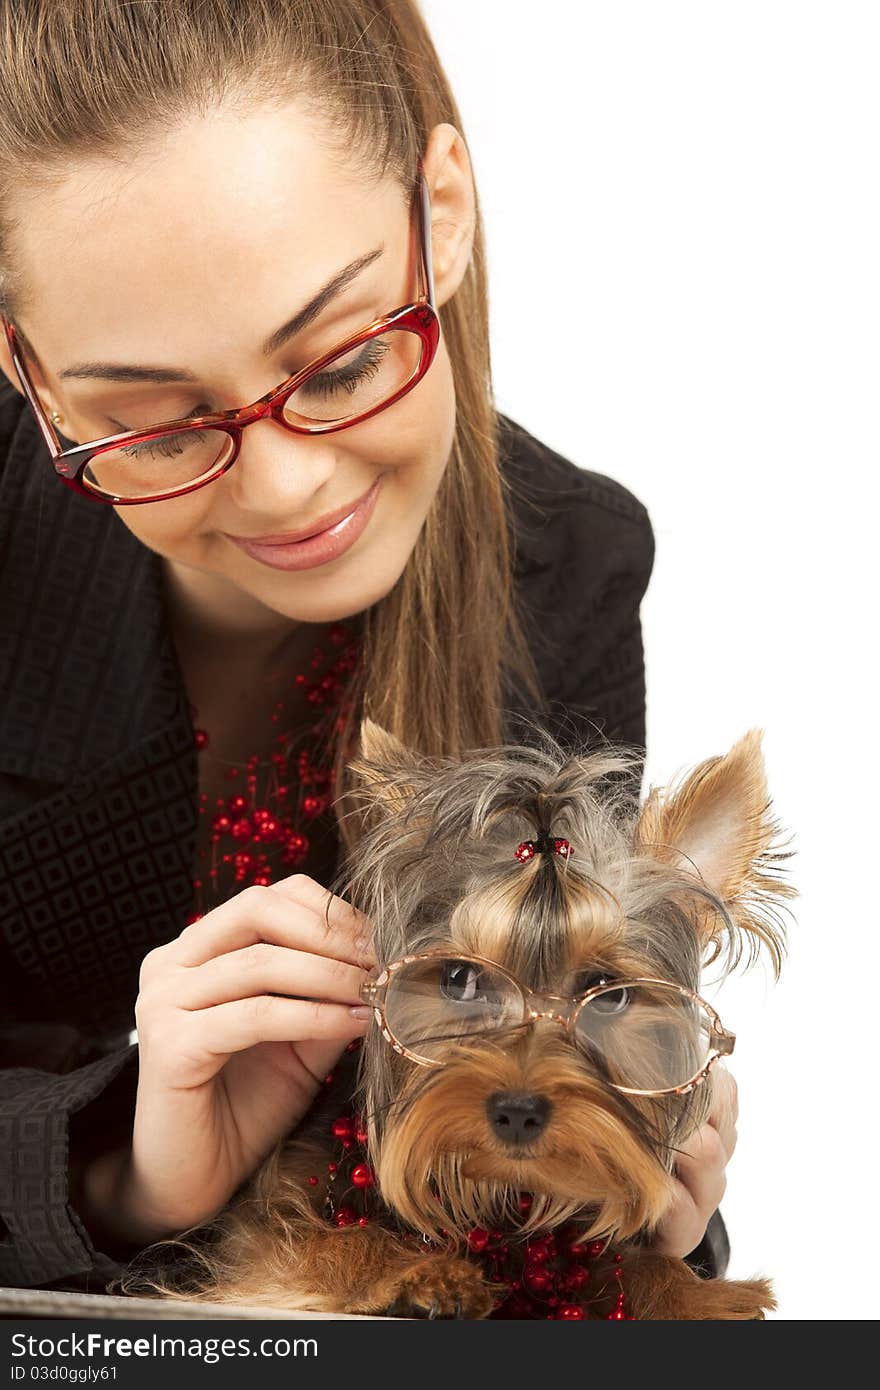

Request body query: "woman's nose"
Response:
[223, 416, 336, 513]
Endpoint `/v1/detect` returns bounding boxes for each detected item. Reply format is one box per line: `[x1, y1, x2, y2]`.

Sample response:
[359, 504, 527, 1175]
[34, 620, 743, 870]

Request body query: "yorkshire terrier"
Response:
[115, 718, 796, 1319]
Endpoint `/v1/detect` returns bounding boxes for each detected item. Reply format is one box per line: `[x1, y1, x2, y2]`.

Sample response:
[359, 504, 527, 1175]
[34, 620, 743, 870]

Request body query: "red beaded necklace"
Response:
[185, 620, 362, 922]
[310, 1044, 633, 1321]
[181, 630, 632, 1319]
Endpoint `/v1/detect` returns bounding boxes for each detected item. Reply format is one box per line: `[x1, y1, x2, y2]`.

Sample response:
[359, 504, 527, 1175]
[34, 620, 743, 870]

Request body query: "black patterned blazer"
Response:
[0, 378, 726, 1294]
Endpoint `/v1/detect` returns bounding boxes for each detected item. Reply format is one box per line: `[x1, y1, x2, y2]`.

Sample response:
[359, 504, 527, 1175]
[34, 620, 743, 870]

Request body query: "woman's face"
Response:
[0, 103, 475, 648]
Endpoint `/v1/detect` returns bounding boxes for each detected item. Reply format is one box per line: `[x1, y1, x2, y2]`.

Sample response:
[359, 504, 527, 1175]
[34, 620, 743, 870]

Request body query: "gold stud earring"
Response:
[50, 410, 64, 424]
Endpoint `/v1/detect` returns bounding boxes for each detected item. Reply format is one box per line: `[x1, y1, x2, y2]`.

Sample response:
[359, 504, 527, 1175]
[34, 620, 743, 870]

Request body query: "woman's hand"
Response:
[651, 1065, 738, 1259]
[99, 873, 375, 1247]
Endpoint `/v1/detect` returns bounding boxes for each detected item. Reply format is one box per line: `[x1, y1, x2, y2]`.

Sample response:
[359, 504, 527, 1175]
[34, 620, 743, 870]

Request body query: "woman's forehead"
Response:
[12, 101, 405, 367]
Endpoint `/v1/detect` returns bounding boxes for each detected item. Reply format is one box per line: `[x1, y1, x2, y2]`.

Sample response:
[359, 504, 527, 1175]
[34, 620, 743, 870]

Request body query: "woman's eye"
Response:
[119, 429, 208, 460]
[440, 961, 485, 1002]
[299, 338, 389, 401]
[109, 403, 213, 459]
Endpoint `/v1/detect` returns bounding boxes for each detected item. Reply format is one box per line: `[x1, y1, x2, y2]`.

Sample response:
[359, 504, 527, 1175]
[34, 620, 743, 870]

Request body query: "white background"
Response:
[421, 0, 879, 1319]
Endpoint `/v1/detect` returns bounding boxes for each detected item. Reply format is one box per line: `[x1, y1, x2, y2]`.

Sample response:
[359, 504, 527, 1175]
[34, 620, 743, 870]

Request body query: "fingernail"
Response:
[350, 1006, 371, 1020]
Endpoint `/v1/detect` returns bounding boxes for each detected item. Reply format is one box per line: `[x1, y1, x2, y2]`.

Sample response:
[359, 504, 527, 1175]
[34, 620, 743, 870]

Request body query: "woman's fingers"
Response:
[707, 1063, 738, 1159]
[652, 1122, 729, 1257]
[673, 1122, 729, 1214]
[165, 876, 375, 971]
[136, 873, 378, 1088]
[653, 1073, 738, 1260]
[654, 1174, 720, 1258]
[176, 942, 370, 1012]
[189, 994, 370, 1057]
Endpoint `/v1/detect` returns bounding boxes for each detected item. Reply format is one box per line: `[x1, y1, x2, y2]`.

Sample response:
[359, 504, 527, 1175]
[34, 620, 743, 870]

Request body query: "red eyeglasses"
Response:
[0, 158, 440, 505]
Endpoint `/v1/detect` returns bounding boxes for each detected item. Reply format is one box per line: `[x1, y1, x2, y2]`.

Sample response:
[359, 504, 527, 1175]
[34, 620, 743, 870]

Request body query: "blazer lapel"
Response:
[0, 409, 189, 785]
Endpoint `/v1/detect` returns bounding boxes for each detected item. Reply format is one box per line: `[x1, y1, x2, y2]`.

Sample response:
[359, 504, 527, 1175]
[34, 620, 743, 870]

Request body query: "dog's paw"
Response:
[379, 1255, 495, 1319]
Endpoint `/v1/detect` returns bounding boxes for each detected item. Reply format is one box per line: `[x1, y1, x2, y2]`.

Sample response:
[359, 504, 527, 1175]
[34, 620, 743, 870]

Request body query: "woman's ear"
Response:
[420, 122, 477, 309]
[633, 729, 798, 976]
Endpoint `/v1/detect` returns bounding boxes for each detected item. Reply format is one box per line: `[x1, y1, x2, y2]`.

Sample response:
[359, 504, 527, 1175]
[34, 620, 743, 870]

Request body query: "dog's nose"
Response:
[486, 1091, 552, 1146]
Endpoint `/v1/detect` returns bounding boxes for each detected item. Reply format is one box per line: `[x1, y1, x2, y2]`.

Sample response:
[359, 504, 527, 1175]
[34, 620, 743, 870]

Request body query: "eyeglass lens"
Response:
[79, 328, 424, 502]
[382, 958, 713, 1089]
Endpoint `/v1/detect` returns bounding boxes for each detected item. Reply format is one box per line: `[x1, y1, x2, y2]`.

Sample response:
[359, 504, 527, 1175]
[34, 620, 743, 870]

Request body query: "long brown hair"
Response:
[0, 0, 545, 858]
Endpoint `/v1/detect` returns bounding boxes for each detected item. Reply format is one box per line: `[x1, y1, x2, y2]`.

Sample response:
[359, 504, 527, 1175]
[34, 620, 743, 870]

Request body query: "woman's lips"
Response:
[227, 476, 384, 571]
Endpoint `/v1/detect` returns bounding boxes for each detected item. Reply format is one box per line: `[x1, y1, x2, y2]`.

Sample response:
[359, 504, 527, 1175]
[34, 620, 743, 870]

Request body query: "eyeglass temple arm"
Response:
[2, 315, 62, 456]
[415, 158, 436, 310]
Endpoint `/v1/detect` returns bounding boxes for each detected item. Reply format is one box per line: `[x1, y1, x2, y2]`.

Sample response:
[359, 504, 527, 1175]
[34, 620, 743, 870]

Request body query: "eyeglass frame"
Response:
[359, 949, 736, 1097]
[0, 157, 439, 507]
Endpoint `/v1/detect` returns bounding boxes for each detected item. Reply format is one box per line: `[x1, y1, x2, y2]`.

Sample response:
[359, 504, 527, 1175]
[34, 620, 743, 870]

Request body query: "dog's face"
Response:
[335, 722, 796, 1245]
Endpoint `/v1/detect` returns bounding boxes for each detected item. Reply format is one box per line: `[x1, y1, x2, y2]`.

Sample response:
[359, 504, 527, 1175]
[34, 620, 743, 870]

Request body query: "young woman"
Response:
[0, 0, 733, 1300]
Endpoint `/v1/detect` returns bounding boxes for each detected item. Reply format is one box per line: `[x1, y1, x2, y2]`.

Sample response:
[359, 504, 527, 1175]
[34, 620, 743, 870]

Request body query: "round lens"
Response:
[573, 982, 715, 1092]
[283, 327, 423, 427]
[82, 427, 234, 502]
[383, 957, 523, 1063]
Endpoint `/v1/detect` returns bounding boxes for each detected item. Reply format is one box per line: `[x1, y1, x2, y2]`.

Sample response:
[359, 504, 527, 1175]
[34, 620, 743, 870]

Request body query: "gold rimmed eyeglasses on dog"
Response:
[360, 951, 735, 1097]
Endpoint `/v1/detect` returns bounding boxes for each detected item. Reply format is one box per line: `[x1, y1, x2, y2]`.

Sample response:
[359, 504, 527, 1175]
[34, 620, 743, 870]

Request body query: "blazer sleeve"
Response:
[546, 499, 654, 767]
[508, 468, 656, 808]
[0, 383, 150, 1289]
[0, 1034, 143, 1289]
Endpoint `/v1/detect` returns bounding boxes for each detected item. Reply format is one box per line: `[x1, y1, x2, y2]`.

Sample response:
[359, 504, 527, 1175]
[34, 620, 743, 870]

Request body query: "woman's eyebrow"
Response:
[57, 244, 385, 384]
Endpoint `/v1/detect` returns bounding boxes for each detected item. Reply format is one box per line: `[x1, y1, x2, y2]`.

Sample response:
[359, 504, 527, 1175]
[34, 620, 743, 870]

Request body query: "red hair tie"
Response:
[514, 832, 571, 863]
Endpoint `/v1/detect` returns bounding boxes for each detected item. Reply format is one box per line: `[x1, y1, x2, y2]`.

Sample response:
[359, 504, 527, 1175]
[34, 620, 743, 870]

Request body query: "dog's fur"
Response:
[113, 719, 796, 1318]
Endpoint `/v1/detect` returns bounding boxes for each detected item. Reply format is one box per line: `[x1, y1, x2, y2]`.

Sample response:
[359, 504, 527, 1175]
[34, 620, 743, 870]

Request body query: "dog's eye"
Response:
[572, 970, 611, 996]
[440, 960, 488, 1002]
[573, 972, 632, 1015]
[587, 985, 631, 1015]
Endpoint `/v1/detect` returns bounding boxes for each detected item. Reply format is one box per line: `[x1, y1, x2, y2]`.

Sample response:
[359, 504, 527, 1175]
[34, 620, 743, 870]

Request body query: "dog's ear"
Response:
[633, 729, 797, 974]
[357, 717, 410, 771]
[345, 716, 423, 820]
